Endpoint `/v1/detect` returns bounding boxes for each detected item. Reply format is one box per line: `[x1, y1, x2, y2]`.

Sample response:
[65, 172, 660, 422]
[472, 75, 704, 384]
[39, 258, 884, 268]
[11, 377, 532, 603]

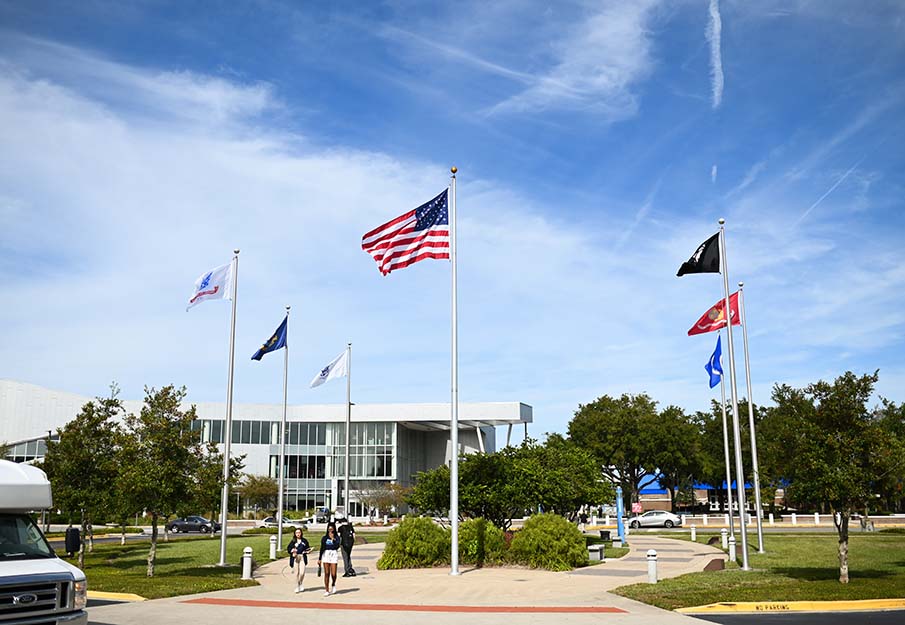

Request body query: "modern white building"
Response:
[1, 380, 532, 515]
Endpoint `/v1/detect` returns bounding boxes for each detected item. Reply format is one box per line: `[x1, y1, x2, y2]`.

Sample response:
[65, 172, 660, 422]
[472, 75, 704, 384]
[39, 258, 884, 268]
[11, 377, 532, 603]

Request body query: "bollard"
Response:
[647, 549, 658, 584]
[702, 514, 709, 526]
[721, 528, 728, 549]
[769, 513, 774, 526]
[383, 514, 388, 525]
[592, 515, 598, 526]
[269, 535, 277, 560]
[690, 525, 697, 542]
[814, 513, 820, 526]
[724, 513, 729, 526]
[242, 546, 254, 580]
[605, 514, 610, 526]
[681, 514, 687, 526]
[791, 513, 797, 525]
[613, 537, 622, 549]
[728, 535, 736, 563]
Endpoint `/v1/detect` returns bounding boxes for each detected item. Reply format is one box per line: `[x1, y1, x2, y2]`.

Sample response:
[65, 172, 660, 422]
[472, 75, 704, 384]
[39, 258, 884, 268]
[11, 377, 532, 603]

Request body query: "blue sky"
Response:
[1, 0, 903, 437]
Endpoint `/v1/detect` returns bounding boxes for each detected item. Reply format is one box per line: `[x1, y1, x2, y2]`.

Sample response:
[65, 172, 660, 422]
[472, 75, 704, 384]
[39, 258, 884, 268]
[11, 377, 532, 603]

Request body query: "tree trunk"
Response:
[87, 520, 94, 553]
[78, 510, 87, 571]
[834, 509, 850, 583]
[121, 522, 127, 545]
[147, 513, 158, 578]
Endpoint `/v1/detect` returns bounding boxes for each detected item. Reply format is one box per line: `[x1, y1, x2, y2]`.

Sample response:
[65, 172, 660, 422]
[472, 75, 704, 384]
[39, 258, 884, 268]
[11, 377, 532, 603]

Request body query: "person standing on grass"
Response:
[287, 527, 311, 593]
[337, 515, 356, 577]
[317, 522, 341, 596]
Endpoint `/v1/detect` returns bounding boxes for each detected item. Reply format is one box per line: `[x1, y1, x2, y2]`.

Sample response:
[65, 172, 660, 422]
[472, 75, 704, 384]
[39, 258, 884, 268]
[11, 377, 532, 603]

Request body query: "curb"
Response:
[677, 599, 905, 614]
[88, 591, 147, 602]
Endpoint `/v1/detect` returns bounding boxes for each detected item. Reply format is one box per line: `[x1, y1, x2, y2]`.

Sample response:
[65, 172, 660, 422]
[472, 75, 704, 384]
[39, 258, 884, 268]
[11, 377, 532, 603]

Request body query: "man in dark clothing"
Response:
[337, 516, 355, 577]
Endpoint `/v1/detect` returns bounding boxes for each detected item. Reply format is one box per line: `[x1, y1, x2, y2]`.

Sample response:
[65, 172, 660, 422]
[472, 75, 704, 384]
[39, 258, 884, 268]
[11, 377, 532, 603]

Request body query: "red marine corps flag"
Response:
[688, 291, 740, 335]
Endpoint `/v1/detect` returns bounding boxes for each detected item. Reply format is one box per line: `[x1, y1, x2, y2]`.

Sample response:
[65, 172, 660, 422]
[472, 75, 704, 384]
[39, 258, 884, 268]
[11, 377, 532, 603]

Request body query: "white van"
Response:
[0, 459, 87, 624]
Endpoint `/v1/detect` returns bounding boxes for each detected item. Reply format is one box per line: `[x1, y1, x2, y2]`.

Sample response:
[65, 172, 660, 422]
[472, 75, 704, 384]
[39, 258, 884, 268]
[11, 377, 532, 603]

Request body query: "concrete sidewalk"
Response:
[88, 535, 726, 625]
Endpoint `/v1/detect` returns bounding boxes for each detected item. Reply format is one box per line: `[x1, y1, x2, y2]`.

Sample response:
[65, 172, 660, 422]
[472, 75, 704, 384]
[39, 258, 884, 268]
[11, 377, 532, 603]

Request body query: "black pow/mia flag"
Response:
[676, 232, 720, 276]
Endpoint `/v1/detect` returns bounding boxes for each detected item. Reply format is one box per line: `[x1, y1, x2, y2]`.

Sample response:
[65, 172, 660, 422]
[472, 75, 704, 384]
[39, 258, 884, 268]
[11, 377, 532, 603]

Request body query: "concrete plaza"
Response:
[88, 535, 727, 625]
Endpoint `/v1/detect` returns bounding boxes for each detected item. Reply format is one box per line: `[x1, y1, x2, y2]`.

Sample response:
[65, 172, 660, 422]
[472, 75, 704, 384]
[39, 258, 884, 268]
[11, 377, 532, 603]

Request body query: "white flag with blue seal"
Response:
[310, 349, 348, 388]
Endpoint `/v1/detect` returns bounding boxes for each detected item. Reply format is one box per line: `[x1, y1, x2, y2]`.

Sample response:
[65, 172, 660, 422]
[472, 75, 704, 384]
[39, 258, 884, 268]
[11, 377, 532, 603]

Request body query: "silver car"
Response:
[628, 510, 682, 528]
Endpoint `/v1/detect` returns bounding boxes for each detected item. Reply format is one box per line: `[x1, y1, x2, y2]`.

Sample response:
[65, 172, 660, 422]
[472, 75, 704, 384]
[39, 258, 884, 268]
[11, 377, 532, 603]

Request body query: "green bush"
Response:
[377, 516, 450, 569]
[459, 518, 506, 566]
[508, 513, 587, 571]
[241, 527, 296, 535]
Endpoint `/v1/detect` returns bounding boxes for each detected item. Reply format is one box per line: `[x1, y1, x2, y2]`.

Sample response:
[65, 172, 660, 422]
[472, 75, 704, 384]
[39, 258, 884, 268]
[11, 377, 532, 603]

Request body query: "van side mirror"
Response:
[64, 527, 80, 555]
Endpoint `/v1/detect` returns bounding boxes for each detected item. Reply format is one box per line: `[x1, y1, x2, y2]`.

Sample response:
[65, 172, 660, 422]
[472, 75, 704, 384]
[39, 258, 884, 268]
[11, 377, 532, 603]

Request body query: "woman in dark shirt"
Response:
[318, 523, 341, 596]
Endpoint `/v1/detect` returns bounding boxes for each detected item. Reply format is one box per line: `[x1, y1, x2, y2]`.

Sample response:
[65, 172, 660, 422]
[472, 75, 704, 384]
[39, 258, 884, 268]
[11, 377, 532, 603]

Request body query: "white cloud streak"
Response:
[711, 164, 718, 183]
[707, 0, 724, 109]
[795, 156, 866, 226]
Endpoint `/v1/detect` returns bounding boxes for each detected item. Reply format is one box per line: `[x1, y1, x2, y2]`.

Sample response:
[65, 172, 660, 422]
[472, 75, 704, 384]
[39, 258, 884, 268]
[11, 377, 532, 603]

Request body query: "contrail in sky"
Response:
[795, 156, 866, 226]
[707, 0, 723, 109]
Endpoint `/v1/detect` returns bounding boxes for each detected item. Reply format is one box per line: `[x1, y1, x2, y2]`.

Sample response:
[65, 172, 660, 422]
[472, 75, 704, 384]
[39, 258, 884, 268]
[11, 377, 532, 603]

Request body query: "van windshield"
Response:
[0, 514, 54, 559]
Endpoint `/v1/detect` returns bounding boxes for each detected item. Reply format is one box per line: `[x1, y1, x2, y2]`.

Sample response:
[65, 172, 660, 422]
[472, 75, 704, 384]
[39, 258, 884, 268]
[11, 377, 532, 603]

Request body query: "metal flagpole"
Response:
[718, 338, 736, 539]
[277, 306, 290, 551]
[449, 166, 460, 576]
[718, 219, 750, 570]
[738, 283, 765, 553]
[218, 249, 239, 567]
[343, 343, 352, 516]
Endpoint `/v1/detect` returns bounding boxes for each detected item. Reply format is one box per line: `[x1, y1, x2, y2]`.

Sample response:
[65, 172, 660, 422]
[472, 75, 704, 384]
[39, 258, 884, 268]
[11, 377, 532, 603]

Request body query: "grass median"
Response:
[614, 533, 905, 610]
[77, 531, 392, 599]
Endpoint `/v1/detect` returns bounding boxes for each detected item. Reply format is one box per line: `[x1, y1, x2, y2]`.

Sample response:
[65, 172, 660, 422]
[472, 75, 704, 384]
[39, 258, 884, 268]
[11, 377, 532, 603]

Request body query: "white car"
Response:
[260, 516, 306, 529]
[628, 510, 682, 529]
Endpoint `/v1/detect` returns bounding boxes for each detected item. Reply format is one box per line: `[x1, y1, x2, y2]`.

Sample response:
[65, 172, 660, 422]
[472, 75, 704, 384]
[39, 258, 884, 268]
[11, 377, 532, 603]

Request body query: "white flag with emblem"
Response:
[187, 262, 233, 311]
[310, 350, 348, 388]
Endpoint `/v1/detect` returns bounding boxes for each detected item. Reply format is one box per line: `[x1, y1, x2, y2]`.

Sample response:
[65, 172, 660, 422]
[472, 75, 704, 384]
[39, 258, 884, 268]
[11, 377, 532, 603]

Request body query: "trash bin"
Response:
[599, 530, 611, 541]
[64, 527, 80, 554]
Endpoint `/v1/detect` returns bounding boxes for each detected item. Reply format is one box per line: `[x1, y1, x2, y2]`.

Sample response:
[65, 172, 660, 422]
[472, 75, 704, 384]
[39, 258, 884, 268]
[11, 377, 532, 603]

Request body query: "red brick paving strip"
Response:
[183, 598, 627, 613]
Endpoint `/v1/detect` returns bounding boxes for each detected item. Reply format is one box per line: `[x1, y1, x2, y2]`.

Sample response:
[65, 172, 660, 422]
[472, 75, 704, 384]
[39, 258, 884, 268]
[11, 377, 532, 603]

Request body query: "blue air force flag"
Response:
[310, 349, 348, 388]
[251, 316, 288, 361]
[705, 335, 723, 389]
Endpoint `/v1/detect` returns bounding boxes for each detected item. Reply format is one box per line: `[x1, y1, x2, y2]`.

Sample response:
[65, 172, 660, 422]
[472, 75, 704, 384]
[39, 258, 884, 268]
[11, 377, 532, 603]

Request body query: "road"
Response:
[697, 611, 905, 625]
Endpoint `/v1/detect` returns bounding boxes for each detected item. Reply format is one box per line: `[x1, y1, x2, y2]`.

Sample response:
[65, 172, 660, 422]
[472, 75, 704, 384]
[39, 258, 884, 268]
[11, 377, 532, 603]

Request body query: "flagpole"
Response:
[277, 306, 290, 551]
[718, 219, 750, 570]
[218, 249, 239, 567]
[449, 166, 459, 576]
[738, 283, 765, 553]
[343, 343, 352, 516]
[717, 335, 736, 539]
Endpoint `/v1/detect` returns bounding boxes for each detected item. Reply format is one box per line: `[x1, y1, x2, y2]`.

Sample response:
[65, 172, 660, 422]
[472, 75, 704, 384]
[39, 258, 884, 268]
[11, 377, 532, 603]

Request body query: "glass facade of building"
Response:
[193, 419, 396, 513]
[4, 439, 48, 464]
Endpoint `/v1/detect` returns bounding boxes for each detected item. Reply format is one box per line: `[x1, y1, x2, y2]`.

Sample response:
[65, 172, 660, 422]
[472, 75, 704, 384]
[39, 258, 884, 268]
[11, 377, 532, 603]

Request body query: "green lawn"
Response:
[614, 533, 905, 610]
[79, 535, 273, 599]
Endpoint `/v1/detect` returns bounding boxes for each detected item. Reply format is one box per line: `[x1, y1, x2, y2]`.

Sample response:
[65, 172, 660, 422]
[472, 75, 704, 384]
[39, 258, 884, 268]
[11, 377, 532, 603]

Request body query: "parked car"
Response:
[627, 510, 682, 529]
[260, 516, 306, 529]
[166, 516, 221, 533]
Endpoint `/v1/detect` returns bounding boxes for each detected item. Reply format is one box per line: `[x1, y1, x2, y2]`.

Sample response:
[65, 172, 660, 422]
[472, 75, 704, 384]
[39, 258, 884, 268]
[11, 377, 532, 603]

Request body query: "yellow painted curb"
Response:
[88, 590, 147, 602]
[677, 599, 905, 614]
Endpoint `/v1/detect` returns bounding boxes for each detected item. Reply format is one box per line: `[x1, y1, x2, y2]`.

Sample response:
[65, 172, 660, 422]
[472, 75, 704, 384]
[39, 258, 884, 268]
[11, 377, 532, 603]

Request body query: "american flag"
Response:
[361, 189, 450, 275]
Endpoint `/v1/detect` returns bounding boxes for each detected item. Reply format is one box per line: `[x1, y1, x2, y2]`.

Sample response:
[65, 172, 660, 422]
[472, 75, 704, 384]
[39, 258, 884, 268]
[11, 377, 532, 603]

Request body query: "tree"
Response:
[770, 371, 904, 583]
[239, 474, 279, 512]
[117, 385, 205, 577]
[407, 438, 613, 530]
[651, 406, 702, 513]
[567, 394, 660, 509]
[189, 443, 244, 536]
[41, 385, 124, 569]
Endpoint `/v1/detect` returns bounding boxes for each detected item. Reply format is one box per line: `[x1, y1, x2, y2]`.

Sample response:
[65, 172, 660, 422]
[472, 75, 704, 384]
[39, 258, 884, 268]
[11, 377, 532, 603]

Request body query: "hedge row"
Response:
[377, 513, 587, 571]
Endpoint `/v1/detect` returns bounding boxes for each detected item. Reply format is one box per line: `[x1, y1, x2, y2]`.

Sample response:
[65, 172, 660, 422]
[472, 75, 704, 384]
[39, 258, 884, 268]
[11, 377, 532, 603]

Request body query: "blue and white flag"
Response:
[310, 349, 348, 388]
[705, 335, 723, 389]
[187, 262, 233, 311]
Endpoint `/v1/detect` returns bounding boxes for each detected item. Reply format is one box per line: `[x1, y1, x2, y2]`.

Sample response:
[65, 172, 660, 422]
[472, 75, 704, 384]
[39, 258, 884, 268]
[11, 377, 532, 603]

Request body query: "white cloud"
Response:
[711, 164, 718, 183]
[707, 0, 724, 109]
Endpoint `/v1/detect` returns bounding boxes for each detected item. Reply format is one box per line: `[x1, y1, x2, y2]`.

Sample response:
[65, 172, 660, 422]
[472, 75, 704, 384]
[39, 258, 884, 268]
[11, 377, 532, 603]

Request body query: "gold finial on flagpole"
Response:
[451, 166, 457, 175]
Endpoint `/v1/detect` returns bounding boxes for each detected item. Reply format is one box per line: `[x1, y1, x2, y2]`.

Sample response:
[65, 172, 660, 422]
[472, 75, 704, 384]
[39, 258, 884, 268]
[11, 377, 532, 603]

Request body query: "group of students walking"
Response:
[286, 516, 356, 597]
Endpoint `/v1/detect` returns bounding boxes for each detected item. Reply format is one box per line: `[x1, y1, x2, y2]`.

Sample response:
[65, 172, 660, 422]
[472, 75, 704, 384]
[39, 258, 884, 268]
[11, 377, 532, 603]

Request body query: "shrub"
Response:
[241, 527, 296, 535]
[459, 518, 506, 566]
[508, 513, 587, 571]
[377, 516, 450, 569]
